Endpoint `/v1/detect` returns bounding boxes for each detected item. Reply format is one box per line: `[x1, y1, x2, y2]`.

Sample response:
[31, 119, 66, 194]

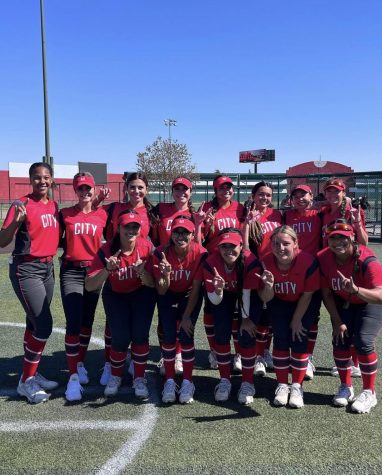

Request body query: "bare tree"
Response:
[136, 136, 198, 200]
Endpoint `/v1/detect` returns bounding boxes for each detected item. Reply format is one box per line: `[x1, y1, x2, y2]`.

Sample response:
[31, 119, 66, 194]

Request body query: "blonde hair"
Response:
[270, 225, 298, 245]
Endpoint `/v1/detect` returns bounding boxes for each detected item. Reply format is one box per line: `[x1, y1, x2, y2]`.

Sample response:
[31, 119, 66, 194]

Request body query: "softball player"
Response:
[200, 176, 245, 371]
[99, 172, 156, 385]
[203, 228, 261, 404]
[318, 221, 382, 413]
[243, 181, 282, 376]
[283, 184, 323, 380]
[152, 216, 207, 404]
[0, 162, 60, 404]
[259, 225, 320, 409]
[59, 172, 107, 401]
[85, 210, 156, 400]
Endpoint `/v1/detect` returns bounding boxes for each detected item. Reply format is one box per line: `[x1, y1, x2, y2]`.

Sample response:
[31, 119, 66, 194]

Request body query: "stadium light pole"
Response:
[164, 119, 177, 143]
[40, 0, 52, 168]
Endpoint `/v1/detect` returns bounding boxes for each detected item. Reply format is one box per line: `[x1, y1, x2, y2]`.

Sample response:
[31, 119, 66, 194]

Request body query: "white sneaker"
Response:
[162, 378, 177, 403]
[331, 365, 339, 377]
[333, 383, 355, 407]
[65, 373, 83, 402]
[175, 354, 183, 375]
[104, 375, 122, 397]
[274, 383, 290, 406]
[233, 354, 242, 372]
[351, 365, 362, 378]
[77, 362, 89, 385]
[157, 358, 166, 376]
[179, 379, 195, 404]
[208, 351, 218, 370]
[100, 362, 111, 386]
[264, 349, 274, 370]
[351, 390, 377, 413]
[305, 356, 316, 381]
[289, 383, 304, 409]
[34, 372, 59, 391]
[237, 382, 256, 405]
[133, 377, 149, 400]
[214, 378, 232, 402]
[254, 356, 267, 377]
[17, 376, 50, 404]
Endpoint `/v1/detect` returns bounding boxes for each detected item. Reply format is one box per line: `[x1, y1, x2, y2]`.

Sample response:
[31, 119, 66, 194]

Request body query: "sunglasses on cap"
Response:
[326, 222, 354, 237]
[324, 179, 345, 191]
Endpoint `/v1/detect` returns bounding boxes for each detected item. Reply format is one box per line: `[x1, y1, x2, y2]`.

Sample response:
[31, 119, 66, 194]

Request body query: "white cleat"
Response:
[179, 379, 195, 404]
[233, 354, 242, 372]
[273, 383, 290, 407]
[133, 377, 149, 400]
[17, 376, 50, 404]
[65, 373, 83, 402]
[104, 375, 122, 397]
[351, 390, 377, 414]
[237, 382, 256, 405]
[289, 383, 304, 409]
[333, 384, 354, 407]
[305, 356, 316, 381]
[175, 354, 183, 375]
[214, 378, 232, 402]
[254, 356, 267, 377]
[77, 362, 89, 385]
[162, 378, 177, 403]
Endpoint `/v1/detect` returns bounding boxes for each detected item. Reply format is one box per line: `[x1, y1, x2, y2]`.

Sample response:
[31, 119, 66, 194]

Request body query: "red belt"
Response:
[16, 255, 53, 263]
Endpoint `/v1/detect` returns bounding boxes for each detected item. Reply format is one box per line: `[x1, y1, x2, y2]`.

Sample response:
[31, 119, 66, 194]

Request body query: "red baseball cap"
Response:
[213, 176, 233, 188]
[218, 232, 242, 246]
[326, 222, 354, 239]
[323, 179, 346, 191]
[118, 213, 141, 227]
[291, 184, 312, 195]
[171, 218, 195, 233]
[73, 175, 95, 190]
[172, 177, 192, 190]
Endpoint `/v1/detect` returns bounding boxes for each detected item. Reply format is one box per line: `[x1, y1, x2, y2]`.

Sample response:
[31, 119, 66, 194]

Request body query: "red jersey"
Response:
[2, 194, 60, 257]
[321, 205, 366, 247]
[262, 250, 320, 302]
[203, 250, 261, 293]
[88, 238, 153, 293]
[202, 200, 244, 253]
[283, 209, 322, 255]
[255, 208, 282, 259]
[103, 202, 150, 241]
[60, 206, 108, 262]
[317, 245, 382, 304]
[152, 241, 207, 293]
[153, 202, 192, 246]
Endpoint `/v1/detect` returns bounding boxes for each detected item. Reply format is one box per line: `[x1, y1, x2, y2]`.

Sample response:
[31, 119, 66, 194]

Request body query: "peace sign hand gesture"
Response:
[194, 202, 206, 228]
[255, 269, 274, 288]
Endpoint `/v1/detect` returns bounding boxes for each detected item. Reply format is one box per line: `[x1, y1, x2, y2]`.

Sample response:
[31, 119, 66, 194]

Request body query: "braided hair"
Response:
[245, 181, 274, 251]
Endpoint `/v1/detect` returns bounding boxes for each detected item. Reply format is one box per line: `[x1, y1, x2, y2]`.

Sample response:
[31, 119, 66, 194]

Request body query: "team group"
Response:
[1, 162, 381, 414]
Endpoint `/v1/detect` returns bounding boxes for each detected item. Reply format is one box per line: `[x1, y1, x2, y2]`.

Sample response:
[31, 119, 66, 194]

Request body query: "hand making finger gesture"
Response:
[157, 252, 172, 277]
[209, 267, 226, 294]
[337, 270, 358, 294]
[105, 249, 121, 272]
[133, 250, 146, 276]
[193, 201, 206, 228]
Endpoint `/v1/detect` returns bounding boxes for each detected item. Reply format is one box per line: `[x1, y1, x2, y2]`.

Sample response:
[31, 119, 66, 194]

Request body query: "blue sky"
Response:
[1, 0, 381, 175]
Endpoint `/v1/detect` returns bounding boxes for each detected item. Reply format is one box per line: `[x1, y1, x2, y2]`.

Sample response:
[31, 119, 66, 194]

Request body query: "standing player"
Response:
[318, 221, 382, 413]
[152, 216, 207, 404]
[59, 172, 107, 401]
[283, 184, 323, 380]
[203, 228, 261, 404]
[259, 225, 320, 409]
[0, 162, 60, 404]
[85, 211, 156, 400]
[97, 172, 156, 385]
[200, 176, 245, 371]
[243, 181, 282, 376]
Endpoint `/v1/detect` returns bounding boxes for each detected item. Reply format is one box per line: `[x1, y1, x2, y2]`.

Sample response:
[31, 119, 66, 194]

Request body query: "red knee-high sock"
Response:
[161, 343, 176, 380]
[231, 316, 240, 354]
[240, 346, 256, 384]
[181, 344, 195, 381]
[215, 343, 231, 379]
[307, 323, 318, 355]
[110, 349, 128, 377]
[358, 352, 378, 391]
[272, 349, 290, 384]
[65, 334, 80, 375]
[350, 345, 359, 367]
[203, 312, 215, 352]
[23, 328, 33, 352]
[22, 335, 47, 381]
[78, 326, 92, 362]
[265, 326, 273, 350]
[291, 352, 309, 385]
[254, 325, 268, 357]
[175, 321, 182, 355]
[333, 348, 352, 386]
[104, 323, 112, 363]
[132, 343, 149, 379]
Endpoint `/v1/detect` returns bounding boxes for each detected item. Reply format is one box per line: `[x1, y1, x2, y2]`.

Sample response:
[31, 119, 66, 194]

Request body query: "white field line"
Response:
[0, 321, 159, 475]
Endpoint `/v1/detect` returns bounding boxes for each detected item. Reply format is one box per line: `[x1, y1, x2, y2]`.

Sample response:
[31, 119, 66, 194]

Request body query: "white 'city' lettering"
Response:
[74, 222, 98, 236]
[41, 214, 57, 228]
[292, 222, 312, 233]
[260, 221, 279, 234]
[274, 281, 297, 294]
[217, 218, 237, 231]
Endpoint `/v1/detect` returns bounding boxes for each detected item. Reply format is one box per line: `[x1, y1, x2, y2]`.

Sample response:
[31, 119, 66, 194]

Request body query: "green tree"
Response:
[136, 136, 198, 200]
